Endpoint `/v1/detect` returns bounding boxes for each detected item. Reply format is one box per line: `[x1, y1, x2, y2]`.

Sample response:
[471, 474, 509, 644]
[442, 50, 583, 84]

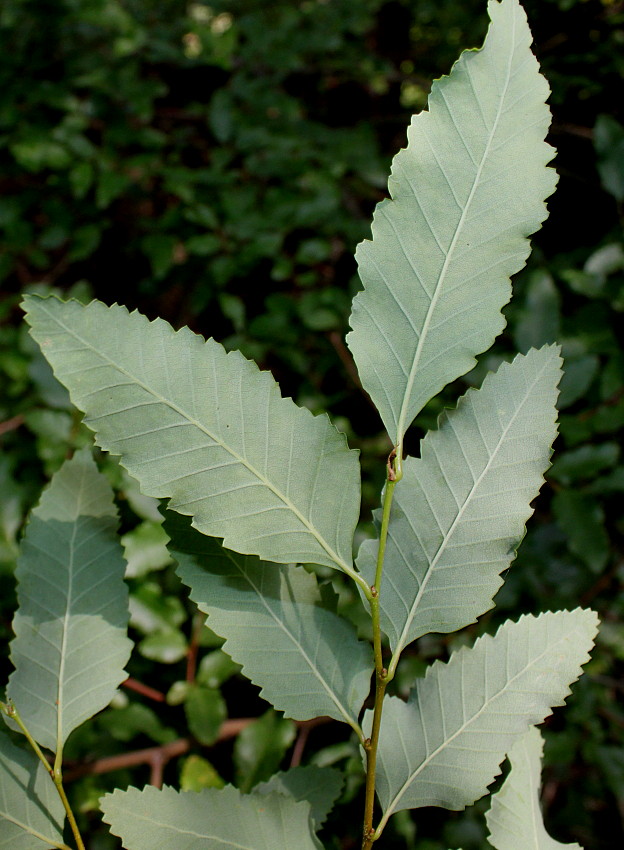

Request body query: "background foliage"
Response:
[0, 0, 623, 848]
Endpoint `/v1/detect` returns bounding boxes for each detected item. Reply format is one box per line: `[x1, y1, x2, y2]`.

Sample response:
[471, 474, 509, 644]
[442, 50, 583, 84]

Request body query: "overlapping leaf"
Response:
[358, 346, 561, 659]
[347, 0, 557, 445]
[23, 296, 360, 576]
[255, 766, 343, 827]
[0, 731, 65, 849]
[170, 514, 372, 730]
[486, 727, 583, 849]
[7, 449, 131, 751]
[368, 610, 598, 830]
[101, 784, 323, 850]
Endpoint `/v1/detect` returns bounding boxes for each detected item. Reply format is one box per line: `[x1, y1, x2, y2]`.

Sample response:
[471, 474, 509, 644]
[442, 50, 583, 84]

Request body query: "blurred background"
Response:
[0, 0, 623, 847]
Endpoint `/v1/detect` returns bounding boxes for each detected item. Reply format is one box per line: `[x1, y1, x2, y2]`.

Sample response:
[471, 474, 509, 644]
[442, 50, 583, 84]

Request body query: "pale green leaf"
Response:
[101, 784, 323, 850]
[7, 449, 131, 752]
[0, 731, 66, 849]
[23, 296, 360, 577]
[170, 514, 372, 731]
[369, 610, 598, 830]
[486, 727, 583, 849]
[358, 346, 561, 659]
[255, 765, 343, 827]
[347, 0, 557, 445]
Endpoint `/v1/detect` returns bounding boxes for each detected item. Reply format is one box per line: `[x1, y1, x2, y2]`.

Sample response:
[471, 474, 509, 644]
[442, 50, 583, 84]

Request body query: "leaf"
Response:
[7, 448, 131, 752]
[101, 784, 323, 850]
[347, 0, 557, 446]
[552, 491, 609, 574]
[171, 513, 373, 729]
[255, 765, 343, 828]
[358, 346, 561, 657]
[0, 730, 66, 849]
[184, 685, 226, 746]
[369, 610, 598, 829]
[23, 295, 361, 577]
[234, 711, 296, 793]
[486, 726, 583, 849]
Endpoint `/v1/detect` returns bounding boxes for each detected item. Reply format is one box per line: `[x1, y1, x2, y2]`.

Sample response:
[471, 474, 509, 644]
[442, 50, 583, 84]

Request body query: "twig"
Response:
[0, 414, 25, 437]
[122, 677, 166, 702]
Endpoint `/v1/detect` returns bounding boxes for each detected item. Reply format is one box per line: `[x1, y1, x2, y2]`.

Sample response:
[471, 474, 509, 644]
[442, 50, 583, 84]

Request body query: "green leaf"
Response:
[171, 514, 372, 729]
[185, 685, 226, 746]
[180, 754, 225, 791]
[101, 784, 322, 850]
[7, 449, 131, 752]
[23, 296, 361, 578]
[358, 347, 561, 658]
[552, 491, 609, 574]
[347, 0, 557, 446]
[234, 711, 296, 793]
[369, 610, 597, 828]
[0, 730, 66, 849]
[255, 765, 343, 828]
[486, 726, 583, 849]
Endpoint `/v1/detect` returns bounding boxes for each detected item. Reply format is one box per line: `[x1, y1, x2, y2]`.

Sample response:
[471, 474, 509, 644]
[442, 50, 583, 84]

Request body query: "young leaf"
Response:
[23, 296, 361, 579]
[255, 765, 343, 828]
[358, 346, 561, 661]
[101, 784, 323, 850]
[234, 711, 296, 793]
[7, 448, 131, 752]
[0, 730, 66, 849]
[369, 610, 598, 830]
[347, 0, 557, 447]
[486, 726, 583, 849]
[170, 513, 372, 731]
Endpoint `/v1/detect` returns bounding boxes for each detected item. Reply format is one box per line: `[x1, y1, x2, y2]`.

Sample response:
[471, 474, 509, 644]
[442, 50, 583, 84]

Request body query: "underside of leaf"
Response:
[347, 0, 557, 446]
[23, 295, 361, 577]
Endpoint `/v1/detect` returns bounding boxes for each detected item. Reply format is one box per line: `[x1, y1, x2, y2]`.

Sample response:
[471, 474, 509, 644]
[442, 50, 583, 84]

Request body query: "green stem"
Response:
[1, 701, 86, 850]
[361, 449, 402, 849]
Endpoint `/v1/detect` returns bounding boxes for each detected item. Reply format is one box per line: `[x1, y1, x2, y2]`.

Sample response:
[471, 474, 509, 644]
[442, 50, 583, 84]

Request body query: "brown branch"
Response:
[122, 677, 166, 703]
[0, 414, 25, 437]
[290, 717, 332, 768]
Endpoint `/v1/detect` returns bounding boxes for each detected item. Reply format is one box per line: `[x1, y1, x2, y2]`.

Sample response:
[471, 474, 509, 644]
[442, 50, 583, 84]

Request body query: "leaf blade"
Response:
[100, 784, 323, 850]
[170, 514, 372, 730]
[7, 449, 131, 751]
[370, 610, 598, 826]
[486, 727, 583, 849]
[358, 346, 561, 658]
[0, 731, 66, 849]
[23, 296, 361, 577]
[347, 0, 557, 444]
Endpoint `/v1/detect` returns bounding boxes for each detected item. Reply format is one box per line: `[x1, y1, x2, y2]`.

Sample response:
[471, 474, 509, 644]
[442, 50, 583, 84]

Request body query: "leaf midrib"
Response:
[395, 14, 517, 447]
[39, 302, 351, 574]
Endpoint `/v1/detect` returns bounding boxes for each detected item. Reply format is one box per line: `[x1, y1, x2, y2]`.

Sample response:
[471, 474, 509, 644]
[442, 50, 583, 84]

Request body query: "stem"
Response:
[361, 450, 402, 849]
[1, 701, 86, 850]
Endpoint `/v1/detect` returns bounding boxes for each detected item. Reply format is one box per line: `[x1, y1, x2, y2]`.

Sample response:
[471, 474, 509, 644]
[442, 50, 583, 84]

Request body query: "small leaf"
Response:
[180, 754, 225, 791]
[185, 685, 226, 746]
[486, 727, 583, 849]
[369, 610, 598, 827]
[23, 295, 360, 577]
[101, 784, 323, 850]
[171, 513, 372, 729]
[7, 449, 131, 752]
[234, 711, 296, 793]
[347, 0, 557, 445]
[358, 347, 561, 657]
[0, 730, 66, 849]
[552, 491, 609, 573]
[138, 629, 187, 664]
[255, 765, 343, 828]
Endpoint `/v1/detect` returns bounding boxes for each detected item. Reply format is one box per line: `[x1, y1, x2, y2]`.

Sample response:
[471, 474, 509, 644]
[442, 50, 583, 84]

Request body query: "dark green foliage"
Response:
[0, 0, 623, 848]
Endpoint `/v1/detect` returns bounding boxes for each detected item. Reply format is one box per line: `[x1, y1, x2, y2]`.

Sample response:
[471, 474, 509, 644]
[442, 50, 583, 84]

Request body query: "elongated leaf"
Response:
[0, 731, 65, 849]
[101, 784, 323, 850]
[369, 610, 597, 829]
[7, 449, 131, 751]
[255, 766, 343, 828]
[486, 727, 583, 849]
[358, 346, 561, 657]
[347, 0, 557, 445]
[23, 296, 360, 576]
[170, 514, 372, 730]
